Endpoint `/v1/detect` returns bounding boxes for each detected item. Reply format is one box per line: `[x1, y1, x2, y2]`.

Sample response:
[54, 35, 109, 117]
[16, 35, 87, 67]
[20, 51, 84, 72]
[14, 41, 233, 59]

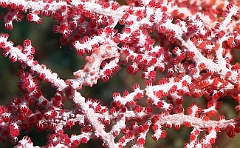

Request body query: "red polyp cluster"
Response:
[1, 0, 240, 147]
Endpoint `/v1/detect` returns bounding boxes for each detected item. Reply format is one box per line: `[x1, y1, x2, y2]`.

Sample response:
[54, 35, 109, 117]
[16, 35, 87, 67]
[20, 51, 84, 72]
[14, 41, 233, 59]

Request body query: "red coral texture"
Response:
[1, 0, 240, 147]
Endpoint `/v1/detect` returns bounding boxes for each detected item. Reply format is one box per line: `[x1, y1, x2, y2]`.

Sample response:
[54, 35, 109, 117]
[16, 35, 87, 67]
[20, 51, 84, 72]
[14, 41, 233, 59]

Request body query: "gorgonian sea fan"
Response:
[0, 0, 240, 147]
